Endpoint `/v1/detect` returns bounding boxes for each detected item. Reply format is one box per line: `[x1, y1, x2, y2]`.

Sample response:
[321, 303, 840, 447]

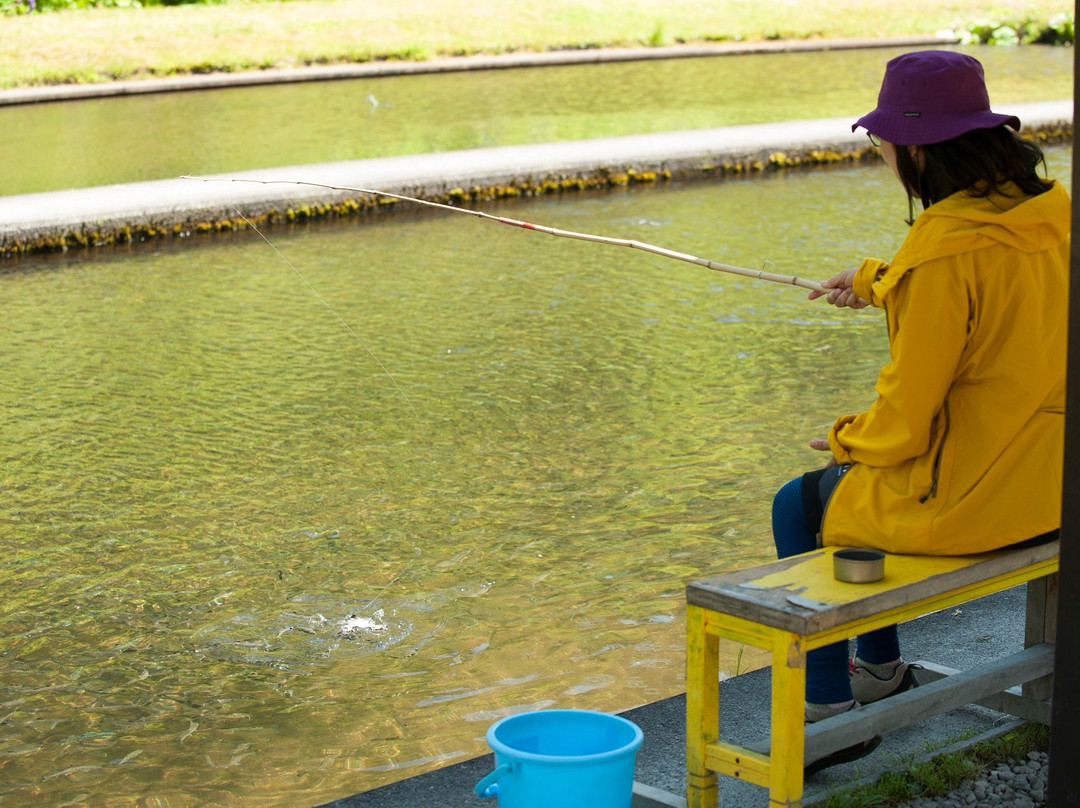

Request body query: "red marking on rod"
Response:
[498, 217, 536, 229]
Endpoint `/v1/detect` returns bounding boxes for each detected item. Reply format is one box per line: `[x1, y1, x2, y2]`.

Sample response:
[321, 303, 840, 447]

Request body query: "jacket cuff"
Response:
[854, 258, 889, 306]
[828, 415, 859, 464]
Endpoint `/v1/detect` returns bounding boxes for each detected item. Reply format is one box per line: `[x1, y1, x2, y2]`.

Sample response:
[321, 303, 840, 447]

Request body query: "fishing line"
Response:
[227, 203, 417, 417]
[182, 175, 828, 295]
[213, 207, 420, 627]
[362, 545, 422, 612]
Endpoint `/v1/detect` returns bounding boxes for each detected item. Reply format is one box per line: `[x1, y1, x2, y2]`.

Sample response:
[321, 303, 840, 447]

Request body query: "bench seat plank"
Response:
[687, 541, 1059, 635]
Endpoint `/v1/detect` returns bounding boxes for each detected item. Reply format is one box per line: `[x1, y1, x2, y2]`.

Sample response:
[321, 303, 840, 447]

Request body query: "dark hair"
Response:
[894, 126, 1053, 223]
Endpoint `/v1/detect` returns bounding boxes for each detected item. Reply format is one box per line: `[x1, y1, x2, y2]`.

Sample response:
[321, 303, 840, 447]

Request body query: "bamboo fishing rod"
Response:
[180, 175, 828, 295]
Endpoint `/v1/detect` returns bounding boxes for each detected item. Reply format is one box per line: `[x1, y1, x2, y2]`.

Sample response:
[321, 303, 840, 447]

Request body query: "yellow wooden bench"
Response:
[685, 539, 1059, 808]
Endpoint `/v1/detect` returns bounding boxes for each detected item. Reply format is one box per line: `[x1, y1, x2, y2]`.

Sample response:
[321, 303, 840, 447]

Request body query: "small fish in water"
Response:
[111, 749, 143, 765]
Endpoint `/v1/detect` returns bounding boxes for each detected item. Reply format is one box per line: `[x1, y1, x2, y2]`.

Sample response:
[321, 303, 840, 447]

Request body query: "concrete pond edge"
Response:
[1, 101, 1071, 261]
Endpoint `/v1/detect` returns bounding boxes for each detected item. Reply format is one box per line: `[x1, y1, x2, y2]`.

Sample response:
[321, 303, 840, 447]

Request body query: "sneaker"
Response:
[850, 657, 922, 704]
[804, 699, 855, 723]
[803, 700, 882, 776]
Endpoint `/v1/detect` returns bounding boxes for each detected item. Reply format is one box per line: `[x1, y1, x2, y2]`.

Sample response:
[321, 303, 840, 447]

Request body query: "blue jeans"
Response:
[771, 472, 900, 703]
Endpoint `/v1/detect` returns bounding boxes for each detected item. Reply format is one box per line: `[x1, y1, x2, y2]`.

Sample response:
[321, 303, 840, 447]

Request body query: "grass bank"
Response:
[0, 0, 1070, 88]
[817, 722, 1049, 808]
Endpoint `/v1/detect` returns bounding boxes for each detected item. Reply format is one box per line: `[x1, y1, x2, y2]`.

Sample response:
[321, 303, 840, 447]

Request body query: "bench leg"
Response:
[686, 604, 719, 808]
[1024, 573, 1057, 704]
[769, 630, 806, 807]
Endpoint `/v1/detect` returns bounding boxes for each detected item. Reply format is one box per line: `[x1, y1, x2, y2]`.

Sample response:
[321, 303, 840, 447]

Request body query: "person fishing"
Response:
[770, 49, 1070, 774]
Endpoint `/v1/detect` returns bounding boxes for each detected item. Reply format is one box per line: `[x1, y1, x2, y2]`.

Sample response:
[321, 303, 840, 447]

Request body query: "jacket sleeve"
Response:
[828, 263, 968, 467]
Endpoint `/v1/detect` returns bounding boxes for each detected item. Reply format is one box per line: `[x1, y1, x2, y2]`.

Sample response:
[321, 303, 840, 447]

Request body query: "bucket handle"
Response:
[473, 762, 512, 798]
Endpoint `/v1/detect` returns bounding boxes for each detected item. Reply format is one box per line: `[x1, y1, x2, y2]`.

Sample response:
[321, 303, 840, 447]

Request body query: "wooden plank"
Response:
[694, 557, 1057, 637]
[688, 543, 1058, 631]
[704, 741, 771, 787]
[973, 691, 1053, 726]
[1023, 573, 1058, 701]
[791, 567, 1058, 651]
[918, 662, 1053, 725]
[687, 541, 1058, 635]
[700, 609, 774, 647]
[746, 644, 1055, 759]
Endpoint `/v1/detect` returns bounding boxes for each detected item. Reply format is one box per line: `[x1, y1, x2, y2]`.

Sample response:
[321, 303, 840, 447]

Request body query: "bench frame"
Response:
[685, 540, 1059, 808]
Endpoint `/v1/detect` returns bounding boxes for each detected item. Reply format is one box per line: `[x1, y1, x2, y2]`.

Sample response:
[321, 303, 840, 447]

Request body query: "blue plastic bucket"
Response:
[473, 709, 643, 808]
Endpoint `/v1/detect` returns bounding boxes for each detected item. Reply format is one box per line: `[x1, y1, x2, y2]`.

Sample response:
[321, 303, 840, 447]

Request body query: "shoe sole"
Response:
[805, 734, 883, 777]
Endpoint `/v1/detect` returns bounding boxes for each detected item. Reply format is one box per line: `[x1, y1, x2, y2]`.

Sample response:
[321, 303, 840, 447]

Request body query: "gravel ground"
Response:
[893, 750, 1049, 808]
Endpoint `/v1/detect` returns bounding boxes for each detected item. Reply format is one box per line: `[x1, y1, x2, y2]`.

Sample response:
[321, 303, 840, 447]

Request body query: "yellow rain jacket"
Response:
[822, 180, 1070, 555]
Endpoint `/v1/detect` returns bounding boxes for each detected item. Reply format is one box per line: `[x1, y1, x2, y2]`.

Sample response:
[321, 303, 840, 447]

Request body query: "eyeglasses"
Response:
[867, 133, 883, 147]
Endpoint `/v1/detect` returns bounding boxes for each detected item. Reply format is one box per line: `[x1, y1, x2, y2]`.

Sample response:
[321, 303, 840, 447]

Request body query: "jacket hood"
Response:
[872, 180, 1071, 300]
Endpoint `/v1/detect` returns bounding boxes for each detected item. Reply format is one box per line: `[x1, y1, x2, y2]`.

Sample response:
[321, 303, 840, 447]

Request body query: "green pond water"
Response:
[1, 142, 1071, 806]
[0, 43, 1072, 195]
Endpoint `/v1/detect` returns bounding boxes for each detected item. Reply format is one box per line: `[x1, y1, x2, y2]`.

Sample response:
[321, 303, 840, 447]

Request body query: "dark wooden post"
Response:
[1046, 6, 1080, 803]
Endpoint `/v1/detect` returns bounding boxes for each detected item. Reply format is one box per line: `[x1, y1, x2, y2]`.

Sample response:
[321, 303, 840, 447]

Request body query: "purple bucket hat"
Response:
[852, 50, 1020, 146]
